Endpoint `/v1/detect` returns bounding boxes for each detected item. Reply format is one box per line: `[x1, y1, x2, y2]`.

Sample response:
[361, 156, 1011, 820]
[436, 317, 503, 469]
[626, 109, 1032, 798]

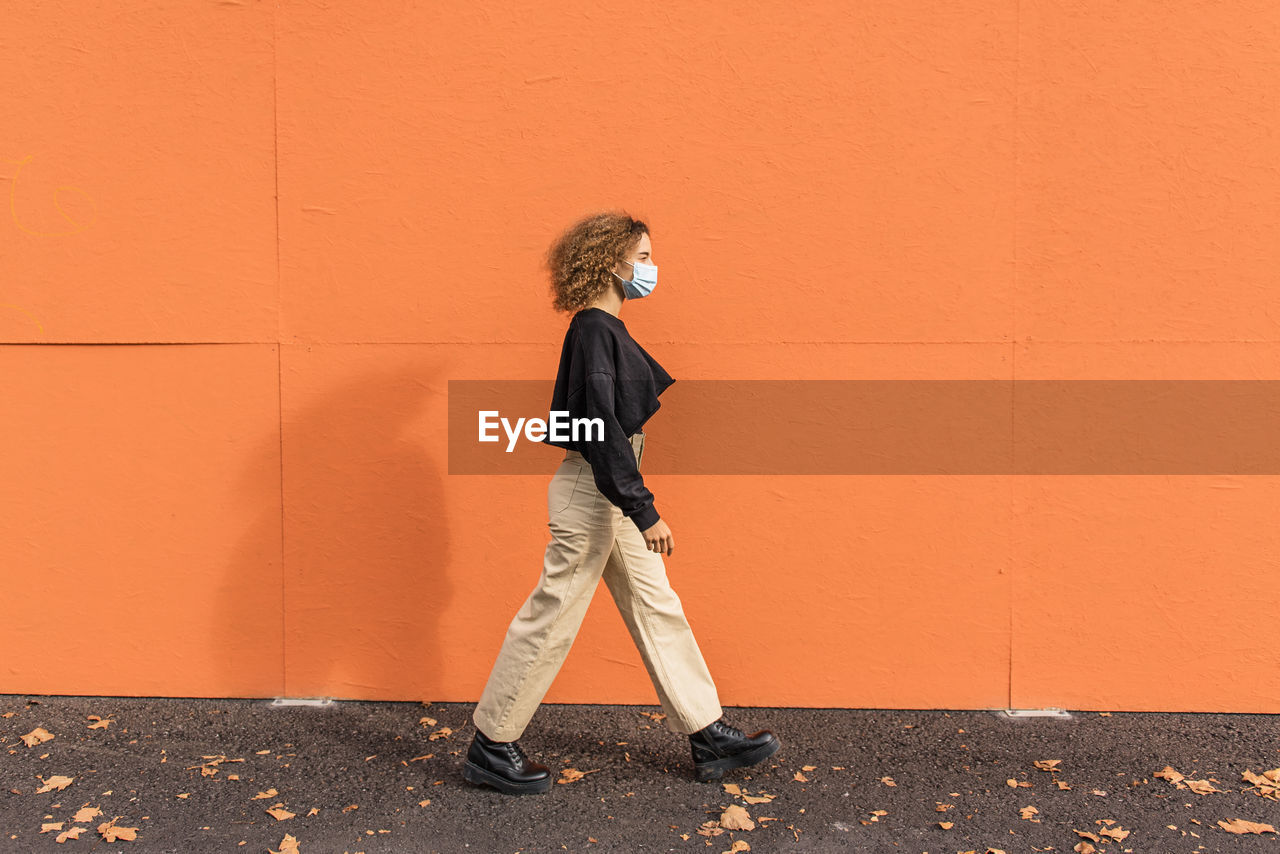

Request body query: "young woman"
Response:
[463, 211, 781, 795]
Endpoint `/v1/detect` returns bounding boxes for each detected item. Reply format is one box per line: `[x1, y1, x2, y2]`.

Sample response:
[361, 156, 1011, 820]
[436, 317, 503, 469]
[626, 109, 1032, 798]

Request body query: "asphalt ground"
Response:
[2, 696, 1278, 853]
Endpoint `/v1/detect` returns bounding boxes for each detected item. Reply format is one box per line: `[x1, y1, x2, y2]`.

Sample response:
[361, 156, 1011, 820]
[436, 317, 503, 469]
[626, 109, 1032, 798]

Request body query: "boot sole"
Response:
[462, 760, 552, 795]
[694, 735, 782, 782]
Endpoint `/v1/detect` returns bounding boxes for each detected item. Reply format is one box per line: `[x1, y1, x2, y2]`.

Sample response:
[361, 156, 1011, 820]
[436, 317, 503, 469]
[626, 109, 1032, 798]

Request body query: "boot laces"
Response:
[503, 741, 527, 765]
[715, 719, 745, 740]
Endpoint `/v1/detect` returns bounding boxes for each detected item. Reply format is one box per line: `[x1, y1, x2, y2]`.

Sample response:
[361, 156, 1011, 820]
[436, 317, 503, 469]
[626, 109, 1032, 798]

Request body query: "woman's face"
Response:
[614, 231, 653, 281]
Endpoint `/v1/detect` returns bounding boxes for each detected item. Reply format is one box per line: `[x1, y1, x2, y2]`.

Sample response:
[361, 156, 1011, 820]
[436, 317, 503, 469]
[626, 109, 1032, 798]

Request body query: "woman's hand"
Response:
[640, 519, 674, 556]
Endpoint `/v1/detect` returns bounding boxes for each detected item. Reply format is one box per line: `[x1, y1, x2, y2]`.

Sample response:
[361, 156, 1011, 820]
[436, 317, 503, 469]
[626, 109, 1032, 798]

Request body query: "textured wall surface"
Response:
[3, 1, 1278, 712]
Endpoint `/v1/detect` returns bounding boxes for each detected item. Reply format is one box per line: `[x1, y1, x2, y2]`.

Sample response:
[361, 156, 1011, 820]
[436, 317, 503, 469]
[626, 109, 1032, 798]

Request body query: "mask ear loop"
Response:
[612, 258, 636, 284]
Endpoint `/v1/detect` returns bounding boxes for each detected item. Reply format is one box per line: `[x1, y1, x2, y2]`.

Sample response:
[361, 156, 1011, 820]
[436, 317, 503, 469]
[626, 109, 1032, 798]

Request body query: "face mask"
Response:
[612, 259, 658, 299]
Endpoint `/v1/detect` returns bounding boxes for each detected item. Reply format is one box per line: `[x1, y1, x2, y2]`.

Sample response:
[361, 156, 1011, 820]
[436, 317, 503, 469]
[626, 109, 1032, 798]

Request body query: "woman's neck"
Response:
[586, 281, 625, 318]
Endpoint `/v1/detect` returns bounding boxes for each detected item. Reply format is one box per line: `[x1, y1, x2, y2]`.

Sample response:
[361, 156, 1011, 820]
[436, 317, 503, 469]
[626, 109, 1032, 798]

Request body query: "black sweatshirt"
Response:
[541, 307, 674, 532]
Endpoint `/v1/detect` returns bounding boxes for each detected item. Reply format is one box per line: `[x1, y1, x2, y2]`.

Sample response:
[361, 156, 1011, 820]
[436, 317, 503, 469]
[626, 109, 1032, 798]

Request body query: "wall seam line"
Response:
[273, 0, 287, 699]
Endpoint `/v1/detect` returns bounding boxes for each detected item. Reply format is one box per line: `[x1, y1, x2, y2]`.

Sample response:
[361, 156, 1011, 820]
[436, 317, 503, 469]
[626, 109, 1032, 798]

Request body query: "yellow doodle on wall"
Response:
[4, 154, 98, 237]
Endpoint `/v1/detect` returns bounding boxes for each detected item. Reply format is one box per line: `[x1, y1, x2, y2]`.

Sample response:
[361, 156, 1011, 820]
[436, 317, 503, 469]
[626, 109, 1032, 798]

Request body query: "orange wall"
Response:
[4, 2, 1278, 712]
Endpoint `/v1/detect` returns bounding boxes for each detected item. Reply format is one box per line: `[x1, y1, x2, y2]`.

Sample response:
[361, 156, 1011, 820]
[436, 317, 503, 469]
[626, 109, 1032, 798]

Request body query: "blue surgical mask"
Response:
[613, 258, 658, 299]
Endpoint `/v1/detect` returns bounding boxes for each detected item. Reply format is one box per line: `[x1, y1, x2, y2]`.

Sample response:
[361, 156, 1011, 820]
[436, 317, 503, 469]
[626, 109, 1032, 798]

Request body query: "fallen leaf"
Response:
[557, 767, 600, 784]
[696, 819, 724, 837]
[1099, 825, 1130, 841]
[1243, 768, 1280, 799]
[1074, 829, 1100, 843]
[1217, 818, 1276, 835]
[252, 789, 279, 800]
[419, 717, 437, 727]
[97, 817, 139, 842]
[428, 727, 453, 741]
[1073, 843, 1095, 854]
[269, 833, 301, 854]
[176, 793, 189, 799]
[1019, 805, 1039, 821]
[792, 771, 809, 783]
[72, 806, 102, 822]
[409, 754, 434, 762]
[719, 804, 755, 831]
[880, 776, 896, 786]
[742, 793, 775, 805]
[21, 728, 54, 747]
[1056, 780, 1071, 790]
[306, 807, 319, 816]
[41, 822, 64, 833]
[56, 826, 86, 842]
[939, 821, 954, 829]
[266, 804, 295, 821]
[722, 783, 742, 796]
[722, 840, 750, 853]
[35, 775, 74, 793]
[801, 765, 817, 772]
[1154, 765, 1185, 785]
[1033, 759, 1061, 772]
[1185, 778, 1221, 795]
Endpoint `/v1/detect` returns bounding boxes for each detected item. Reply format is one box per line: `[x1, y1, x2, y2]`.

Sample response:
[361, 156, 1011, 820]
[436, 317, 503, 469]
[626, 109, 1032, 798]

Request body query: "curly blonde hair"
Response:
[546, 211, 649, 313]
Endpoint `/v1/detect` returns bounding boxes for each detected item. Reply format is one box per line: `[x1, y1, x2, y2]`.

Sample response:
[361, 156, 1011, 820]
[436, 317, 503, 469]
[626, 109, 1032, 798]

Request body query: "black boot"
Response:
[689, 718, 781, 782]
[462, 728, 552, 794]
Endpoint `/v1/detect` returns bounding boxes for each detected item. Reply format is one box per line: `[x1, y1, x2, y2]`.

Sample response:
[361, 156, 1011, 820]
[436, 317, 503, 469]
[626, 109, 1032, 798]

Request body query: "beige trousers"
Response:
[472, 431, 724, 742]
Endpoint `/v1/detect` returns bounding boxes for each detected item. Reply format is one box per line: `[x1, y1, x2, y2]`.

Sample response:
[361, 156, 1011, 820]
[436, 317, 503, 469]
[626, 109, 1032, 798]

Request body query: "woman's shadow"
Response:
[211, 353, 453, 703]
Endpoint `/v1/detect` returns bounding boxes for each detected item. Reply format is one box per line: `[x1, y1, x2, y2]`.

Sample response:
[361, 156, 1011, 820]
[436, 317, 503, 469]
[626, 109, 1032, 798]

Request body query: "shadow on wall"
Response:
[211, 354, 454, 702]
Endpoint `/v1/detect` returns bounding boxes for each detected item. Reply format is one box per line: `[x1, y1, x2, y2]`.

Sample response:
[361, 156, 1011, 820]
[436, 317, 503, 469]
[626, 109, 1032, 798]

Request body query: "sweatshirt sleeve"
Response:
[579, 370, 661, 532]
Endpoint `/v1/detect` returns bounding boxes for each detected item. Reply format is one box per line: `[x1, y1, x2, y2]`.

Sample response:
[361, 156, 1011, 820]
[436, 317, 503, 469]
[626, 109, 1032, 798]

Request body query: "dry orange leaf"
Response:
[266, 804, 296, 821]
[270, 833, 301, 854]
[557, 767, 600, 784]
[1074, 829, 1100, 843]
[880, 776, 896, 786]
[719, 804, 755, 831]
[86, 716, 113, 730]
[252, 789, 279, 800]
[21, 728, 54, 747]
[97, 817, 138, 842]
[792, 771, 809, 783]
[696, 819, 724, 837]
[419, 716, 437, 727]
[56, 826, 86, 842]
[723, 841, 750, 853]
[1185, 779, 1221, 795]
[801, 765, 817, 772]
[742, 793, 775, 805]
[1243, 768, 1280, 799]
[428, 727, 453, 741]
[35, 775, 74, 793]
[1019, 805, 1040, 821]
[1099, 825, 1129, 841]
[1056, 780, 1071, 790]
[72, 806, 102, 822]
[1154, 765, 1185, 785]
[1073, 843, 1095, 854]
[1217, 818, 1276, 835]
[40, 822, 64, 833]
[722, 783, 742, 796]
[938, 821, 954, 829]
[1033, 759, 1061, 771]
